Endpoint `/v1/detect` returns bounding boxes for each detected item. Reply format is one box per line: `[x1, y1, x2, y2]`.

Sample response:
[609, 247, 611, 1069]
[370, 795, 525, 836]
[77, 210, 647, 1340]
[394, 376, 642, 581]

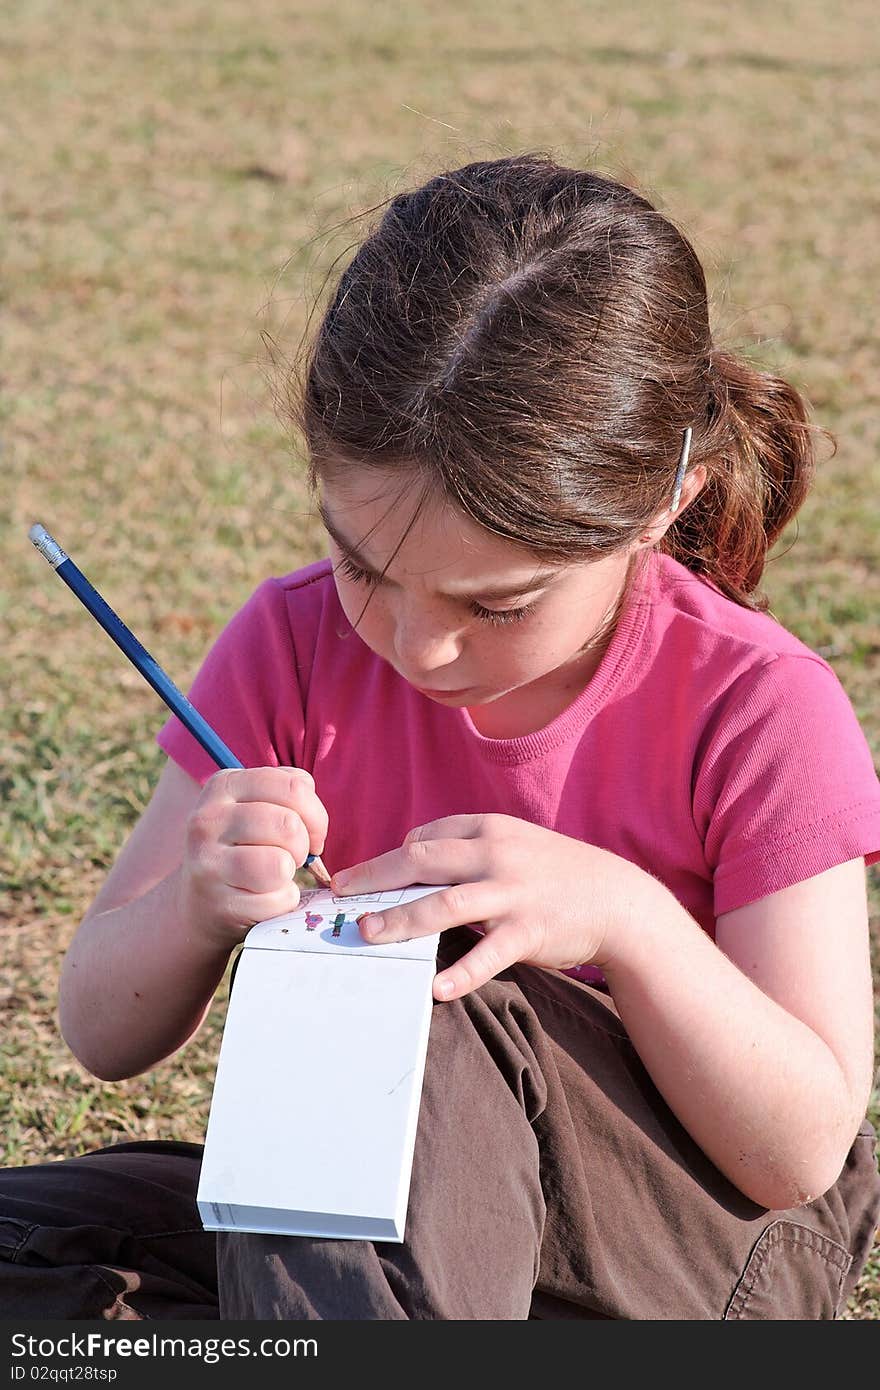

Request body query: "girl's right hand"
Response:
[178, 767, 329, 949]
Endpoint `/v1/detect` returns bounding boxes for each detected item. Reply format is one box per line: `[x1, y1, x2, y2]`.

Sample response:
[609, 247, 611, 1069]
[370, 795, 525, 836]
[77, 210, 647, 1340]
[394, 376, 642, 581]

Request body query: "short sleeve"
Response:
[156, 578, 305, 784]
[692, 654, 880, 918]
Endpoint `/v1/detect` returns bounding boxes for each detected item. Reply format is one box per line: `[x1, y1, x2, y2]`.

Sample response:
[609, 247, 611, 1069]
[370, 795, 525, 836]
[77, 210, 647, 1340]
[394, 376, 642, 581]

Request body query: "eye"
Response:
[335, 555, 378, 588]
[471, 602, 536, 626]
[335, 553, 537, 625]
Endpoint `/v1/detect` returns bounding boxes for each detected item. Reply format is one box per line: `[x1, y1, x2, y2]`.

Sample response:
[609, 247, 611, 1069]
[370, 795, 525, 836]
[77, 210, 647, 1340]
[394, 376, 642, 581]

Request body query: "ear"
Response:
[637, 463, 708, 548]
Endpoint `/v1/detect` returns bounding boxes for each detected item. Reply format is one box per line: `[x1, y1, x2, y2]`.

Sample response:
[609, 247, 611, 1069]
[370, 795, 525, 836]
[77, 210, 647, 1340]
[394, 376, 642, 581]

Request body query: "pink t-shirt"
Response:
[157, 550, 880, 984]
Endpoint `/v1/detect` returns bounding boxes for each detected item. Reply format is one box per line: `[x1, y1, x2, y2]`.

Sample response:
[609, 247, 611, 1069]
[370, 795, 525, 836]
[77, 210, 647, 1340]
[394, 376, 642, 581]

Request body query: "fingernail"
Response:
[359, 913, 382, 937]
[436, 977, 455, 998]
[333, 870, 351, 889]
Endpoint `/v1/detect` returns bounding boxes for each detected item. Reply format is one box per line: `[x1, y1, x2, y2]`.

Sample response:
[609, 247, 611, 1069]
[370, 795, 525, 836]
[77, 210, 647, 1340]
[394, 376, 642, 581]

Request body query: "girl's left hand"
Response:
[329, 814, 649, 1001]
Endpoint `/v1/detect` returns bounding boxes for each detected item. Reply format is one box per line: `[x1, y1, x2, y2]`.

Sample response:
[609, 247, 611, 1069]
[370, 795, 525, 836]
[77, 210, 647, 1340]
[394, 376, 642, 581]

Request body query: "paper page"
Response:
[198, 948, 437, 1240]
[243, 884, 448, 961]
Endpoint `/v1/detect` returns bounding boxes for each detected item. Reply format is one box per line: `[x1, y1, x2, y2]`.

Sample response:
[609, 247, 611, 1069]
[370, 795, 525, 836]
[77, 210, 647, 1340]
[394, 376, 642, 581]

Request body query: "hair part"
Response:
[283, 151, 824, 614]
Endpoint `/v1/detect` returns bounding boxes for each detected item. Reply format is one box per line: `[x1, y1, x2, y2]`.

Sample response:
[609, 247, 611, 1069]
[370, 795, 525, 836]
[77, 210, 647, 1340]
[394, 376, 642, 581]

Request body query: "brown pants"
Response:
[1, 928, 878, 1320]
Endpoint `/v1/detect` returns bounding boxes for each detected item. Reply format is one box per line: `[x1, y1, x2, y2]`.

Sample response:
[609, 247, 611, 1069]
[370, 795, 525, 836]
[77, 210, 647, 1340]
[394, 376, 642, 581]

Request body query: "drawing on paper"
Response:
[330, 890, 408, 905]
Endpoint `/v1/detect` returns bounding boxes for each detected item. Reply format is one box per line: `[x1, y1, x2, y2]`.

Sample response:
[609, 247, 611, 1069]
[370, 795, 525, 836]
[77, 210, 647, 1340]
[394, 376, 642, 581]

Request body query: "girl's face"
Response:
[319, 471, 640, 724]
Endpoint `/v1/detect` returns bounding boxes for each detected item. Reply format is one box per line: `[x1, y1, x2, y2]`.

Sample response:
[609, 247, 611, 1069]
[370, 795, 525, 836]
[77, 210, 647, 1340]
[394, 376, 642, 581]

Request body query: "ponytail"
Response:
[663, 350, 823, 611]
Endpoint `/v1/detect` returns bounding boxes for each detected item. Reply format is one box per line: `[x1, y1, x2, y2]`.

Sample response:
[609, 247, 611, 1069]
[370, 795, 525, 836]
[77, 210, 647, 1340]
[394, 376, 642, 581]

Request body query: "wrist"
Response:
[171, 864, 240, 958]
[590, 858, 678, 976]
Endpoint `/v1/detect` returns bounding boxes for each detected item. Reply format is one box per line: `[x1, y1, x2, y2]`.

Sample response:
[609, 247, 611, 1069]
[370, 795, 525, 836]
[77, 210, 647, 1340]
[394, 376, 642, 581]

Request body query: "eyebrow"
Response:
[317, 502, 560, 603]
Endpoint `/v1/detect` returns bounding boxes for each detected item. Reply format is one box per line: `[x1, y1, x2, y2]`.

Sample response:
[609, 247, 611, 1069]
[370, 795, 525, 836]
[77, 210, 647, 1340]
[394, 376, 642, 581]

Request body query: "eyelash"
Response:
[334, 555, 537, 626]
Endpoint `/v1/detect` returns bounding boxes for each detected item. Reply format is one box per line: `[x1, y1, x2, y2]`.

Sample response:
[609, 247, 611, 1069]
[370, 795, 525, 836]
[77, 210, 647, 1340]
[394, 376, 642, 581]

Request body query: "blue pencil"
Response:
[28, 523, 330, 887]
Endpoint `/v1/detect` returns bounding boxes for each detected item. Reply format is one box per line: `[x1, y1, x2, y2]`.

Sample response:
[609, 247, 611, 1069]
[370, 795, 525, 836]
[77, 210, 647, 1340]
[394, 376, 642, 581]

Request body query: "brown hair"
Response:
[286, 152, 820, 613]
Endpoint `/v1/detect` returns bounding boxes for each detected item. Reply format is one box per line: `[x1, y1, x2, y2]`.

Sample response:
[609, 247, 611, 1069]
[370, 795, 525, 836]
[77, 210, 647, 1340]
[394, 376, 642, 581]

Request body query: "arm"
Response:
[59, 758, 326, 1082]
[330, 815, 876, 1212]
[60, 760, 228, 1081]
[596, 856, 875, 1210]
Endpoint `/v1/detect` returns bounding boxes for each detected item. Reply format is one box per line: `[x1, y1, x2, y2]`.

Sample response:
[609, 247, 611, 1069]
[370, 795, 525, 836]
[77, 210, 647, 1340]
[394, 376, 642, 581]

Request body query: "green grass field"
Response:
[2, 0, 878, 1318]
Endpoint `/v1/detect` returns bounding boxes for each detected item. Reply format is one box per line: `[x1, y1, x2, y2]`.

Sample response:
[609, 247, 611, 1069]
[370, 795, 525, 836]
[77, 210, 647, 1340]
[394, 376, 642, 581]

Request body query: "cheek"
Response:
[334, 583, 389, 645]
[480, 624, 552, 675]
[506, 612, 580, 669]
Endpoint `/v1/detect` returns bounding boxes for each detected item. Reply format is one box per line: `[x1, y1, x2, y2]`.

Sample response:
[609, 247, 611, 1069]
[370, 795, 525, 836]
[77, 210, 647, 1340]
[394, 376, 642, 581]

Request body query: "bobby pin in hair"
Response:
[669, 427, 693, 514]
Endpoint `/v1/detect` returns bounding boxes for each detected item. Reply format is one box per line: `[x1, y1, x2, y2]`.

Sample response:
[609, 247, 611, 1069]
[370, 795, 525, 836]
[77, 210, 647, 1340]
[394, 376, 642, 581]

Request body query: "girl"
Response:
[3, 153, 880, 1320]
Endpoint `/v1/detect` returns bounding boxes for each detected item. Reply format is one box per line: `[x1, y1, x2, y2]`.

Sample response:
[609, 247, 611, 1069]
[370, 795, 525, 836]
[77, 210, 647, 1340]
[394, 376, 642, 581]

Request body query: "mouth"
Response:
[412, 684, 473, 698]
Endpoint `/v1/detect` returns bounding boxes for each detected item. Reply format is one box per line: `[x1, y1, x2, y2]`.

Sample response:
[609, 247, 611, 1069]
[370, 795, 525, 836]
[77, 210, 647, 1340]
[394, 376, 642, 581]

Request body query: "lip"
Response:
[413, 684, 473, 697]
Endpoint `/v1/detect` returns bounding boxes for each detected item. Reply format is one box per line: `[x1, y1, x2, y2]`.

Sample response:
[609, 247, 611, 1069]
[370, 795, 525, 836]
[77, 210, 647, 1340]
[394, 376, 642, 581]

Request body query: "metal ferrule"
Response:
[29, 524, 68, 569]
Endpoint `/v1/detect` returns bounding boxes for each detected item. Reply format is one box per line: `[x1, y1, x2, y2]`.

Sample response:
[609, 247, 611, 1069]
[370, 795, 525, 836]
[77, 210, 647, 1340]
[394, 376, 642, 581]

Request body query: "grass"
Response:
[2, 0, 878, 1318]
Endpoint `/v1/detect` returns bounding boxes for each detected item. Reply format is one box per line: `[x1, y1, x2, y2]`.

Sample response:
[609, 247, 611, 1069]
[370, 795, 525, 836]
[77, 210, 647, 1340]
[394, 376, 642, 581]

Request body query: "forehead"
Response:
[319, 471, 533, 568]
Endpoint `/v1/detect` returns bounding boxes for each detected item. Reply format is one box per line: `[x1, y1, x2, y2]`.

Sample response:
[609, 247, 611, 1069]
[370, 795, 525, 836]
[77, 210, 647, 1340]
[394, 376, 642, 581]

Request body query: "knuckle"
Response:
[474, 939, 505, 981]
[454, 954, 480, 990]
[440, 885, 468, 919]
[284, 768, 314, 800]
[209, 767, 239, 800]
[186, 805, 218, 852]
[404, 838, 431, 867]
[275, 807, 300, 844]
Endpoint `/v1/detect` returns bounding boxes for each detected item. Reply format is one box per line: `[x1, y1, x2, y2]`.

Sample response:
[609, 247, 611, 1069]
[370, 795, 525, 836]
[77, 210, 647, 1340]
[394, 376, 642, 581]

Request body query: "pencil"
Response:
[28, 523, 331, 889]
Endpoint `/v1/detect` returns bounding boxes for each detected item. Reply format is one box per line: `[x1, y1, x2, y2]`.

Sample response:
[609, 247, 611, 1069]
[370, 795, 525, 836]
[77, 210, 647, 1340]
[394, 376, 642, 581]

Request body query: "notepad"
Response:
[196, 885, 444, 1242]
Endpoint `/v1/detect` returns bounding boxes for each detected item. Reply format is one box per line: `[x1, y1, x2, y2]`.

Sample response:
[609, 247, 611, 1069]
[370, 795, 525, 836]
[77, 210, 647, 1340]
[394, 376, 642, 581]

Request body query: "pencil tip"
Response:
[307, 856, 332, 889]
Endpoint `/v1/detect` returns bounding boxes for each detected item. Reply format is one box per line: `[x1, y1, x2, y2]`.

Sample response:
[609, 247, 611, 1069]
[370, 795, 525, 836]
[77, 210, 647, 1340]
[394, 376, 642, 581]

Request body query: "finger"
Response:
[432, 929, 526, 1001]
[219, 881, 302, 930]
[358, 880, 502, 945]
[222, 844, 298, 894]
[208, 766, 314, 809]
[208, 768, 328, 855]
[221, 802, 311, 865]
[332, 836, 487, 896]
[404, 814, 490, 845]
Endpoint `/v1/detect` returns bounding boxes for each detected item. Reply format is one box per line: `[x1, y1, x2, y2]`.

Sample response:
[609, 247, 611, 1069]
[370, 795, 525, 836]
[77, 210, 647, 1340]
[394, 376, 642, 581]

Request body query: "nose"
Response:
[392, 604, 462, 678]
